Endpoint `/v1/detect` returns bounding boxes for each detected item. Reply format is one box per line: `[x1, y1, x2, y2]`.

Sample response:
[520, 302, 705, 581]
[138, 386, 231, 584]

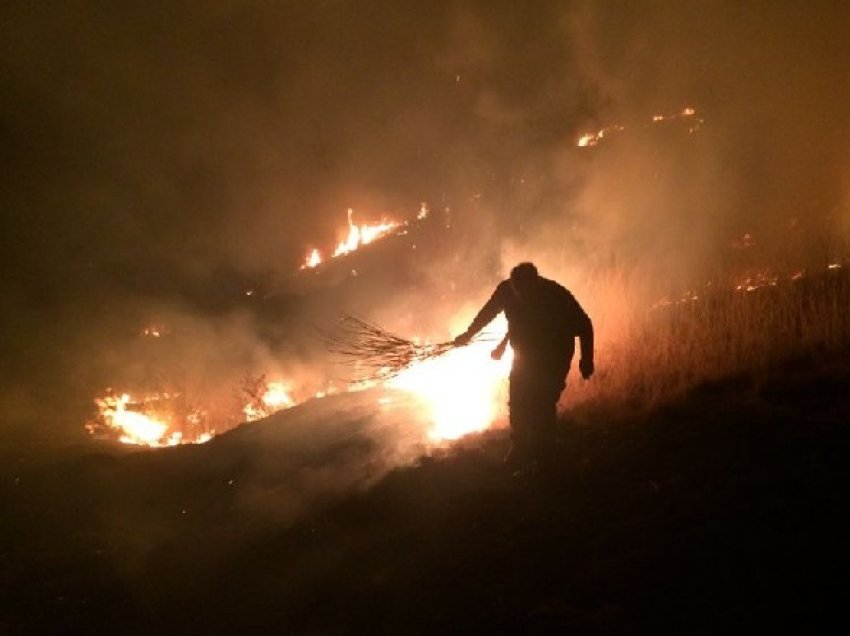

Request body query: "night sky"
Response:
[2, 1, 850, 445]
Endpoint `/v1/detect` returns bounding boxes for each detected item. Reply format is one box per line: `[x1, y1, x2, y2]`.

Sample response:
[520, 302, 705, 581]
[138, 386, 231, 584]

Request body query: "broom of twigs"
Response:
[320, 314, 497, 383]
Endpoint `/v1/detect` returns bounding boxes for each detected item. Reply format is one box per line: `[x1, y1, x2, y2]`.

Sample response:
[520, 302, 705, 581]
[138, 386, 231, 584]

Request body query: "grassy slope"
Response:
[2, 351, 849, 634]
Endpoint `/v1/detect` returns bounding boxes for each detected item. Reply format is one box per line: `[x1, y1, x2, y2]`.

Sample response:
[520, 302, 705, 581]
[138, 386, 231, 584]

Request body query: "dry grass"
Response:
[567, 266, 850, 412]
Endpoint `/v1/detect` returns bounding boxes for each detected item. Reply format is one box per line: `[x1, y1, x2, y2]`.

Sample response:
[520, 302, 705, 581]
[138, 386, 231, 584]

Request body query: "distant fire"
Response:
[577, 106, 702, 148]
[243, 380, 296, 422]
[333, 208, 399, 258]
[87, 390, 212, 447]
[578, 125, 625, 148]
[301, 208, 400, 269]
[301, 248, 322, 269]
[141, 324, 168, 338]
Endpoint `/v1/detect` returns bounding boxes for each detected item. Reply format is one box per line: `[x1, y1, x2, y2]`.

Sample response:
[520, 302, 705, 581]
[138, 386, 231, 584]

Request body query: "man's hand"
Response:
[579, 358, 594, 380]
[453, 331, 472, 347]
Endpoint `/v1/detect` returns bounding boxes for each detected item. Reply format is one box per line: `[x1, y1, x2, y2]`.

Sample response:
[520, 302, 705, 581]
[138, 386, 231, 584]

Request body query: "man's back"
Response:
[503, 276, 590, 357]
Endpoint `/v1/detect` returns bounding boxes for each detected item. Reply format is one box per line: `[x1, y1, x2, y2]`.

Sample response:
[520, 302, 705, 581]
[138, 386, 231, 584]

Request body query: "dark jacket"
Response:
[465, 277, 593, 365]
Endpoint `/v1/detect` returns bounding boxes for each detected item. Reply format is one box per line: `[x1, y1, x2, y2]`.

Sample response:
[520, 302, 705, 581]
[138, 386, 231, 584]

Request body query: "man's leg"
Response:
[507, 370, 536, 466]
[528, 368, 568, 465]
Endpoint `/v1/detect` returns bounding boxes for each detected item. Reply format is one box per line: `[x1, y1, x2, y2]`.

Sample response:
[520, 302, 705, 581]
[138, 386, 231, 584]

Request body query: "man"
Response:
[454, 262, 594, 466]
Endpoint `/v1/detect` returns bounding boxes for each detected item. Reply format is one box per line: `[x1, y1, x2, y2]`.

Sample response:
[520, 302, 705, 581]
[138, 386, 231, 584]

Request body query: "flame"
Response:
[332, 208, 399, 258]
[389, 339, 511, 441]
[243, 381, 296, 422]
[90, 391, 213, 447]
[298, 209, 401, 269]
[301, 248, 322, 269]
[577, 125, 624, 147]
[578, 106, 702, 148]
[381, 316, 512, 442]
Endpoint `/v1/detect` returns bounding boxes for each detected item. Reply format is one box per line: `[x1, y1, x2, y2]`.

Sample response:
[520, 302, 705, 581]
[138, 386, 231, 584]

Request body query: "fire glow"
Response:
[243, 381, 296, 422]
[389, 339, 511, 441]
[577, 106, 702, 148]
[301, 208, 400, 269]
[89, 391, 212, 447]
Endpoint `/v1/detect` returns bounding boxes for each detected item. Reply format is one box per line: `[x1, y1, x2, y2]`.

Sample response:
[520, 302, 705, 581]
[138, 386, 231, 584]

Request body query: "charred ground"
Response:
[3, 347, 849, 634]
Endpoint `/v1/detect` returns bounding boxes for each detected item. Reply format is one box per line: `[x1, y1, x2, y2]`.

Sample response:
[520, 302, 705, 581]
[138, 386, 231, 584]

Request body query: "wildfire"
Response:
[577, 106, 702, 148]
[243, 380, 296, 422]
[301, 248, 322, 269]
[299, 208, 408, 269]
[577, 125, 625, 148]
[88, 390, 213, 447]
[333, 208, 399, 258]
[389, 341, 511, 441]
[385, 316, 512, 441]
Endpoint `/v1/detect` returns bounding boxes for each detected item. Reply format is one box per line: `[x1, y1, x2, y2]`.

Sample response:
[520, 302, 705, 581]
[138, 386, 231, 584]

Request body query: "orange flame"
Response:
[389, 341, 511, 441]
[243, 381, 295, 422]
[90, 391, 213, 447]
[301, 248, 322, 269]
[332, 208, 399, 258]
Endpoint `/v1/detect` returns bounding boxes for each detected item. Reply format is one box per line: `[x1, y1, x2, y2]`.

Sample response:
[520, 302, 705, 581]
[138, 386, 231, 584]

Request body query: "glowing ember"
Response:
[651, 290, 700, 310]
[142, 324, 167, 338]
[332, 208, 399, 258]
[243, 380, 296, 422]
[89, 391, 212, 447]
[578, 106, 702, 148]
[735, 271, 780, 293]
[577, 125, 624, 147]
[301, 248, 322, 269]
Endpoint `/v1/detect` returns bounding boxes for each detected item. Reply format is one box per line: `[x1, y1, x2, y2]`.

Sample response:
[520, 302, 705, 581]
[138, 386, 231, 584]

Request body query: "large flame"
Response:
[300, 208, 400, 269]
[389, 341, 512, 441]
[332, 208, 399, 258]
[243, 381, 296, 421]
[301, 248, 322, 269]
[385, 316, 512, 441]
[90, 391, 213, 447]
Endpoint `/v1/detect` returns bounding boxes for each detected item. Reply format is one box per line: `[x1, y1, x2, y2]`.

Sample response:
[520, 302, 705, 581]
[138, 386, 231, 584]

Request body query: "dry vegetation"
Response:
[568, 266, 850, 412]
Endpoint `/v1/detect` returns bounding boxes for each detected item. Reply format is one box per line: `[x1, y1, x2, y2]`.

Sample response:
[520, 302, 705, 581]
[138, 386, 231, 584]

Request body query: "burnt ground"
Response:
[2, 350, 850, 634]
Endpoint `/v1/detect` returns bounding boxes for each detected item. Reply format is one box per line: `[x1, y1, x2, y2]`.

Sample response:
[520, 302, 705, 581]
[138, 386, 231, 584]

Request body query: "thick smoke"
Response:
[2, 2, 850, 447]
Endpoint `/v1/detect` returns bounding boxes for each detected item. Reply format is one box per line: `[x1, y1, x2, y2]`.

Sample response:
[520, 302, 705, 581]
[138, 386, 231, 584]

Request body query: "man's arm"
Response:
[560, 288, 594, 378]
[454, 282, 507, 345]
[577, 312, 594, 379]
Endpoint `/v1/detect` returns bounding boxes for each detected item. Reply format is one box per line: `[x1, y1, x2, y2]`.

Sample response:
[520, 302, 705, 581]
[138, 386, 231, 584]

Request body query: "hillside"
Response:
[3, 350, 850, 633]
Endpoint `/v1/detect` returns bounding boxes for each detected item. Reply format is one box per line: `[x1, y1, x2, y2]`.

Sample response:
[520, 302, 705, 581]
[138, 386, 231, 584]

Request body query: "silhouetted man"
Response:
[454, 262, 594, 467]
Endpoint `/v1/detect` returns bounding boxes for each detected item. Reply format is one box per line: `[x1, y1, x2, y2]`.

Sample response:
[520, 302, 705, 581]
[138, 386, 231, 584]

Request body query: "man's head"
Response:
[509, 262, 539, 297]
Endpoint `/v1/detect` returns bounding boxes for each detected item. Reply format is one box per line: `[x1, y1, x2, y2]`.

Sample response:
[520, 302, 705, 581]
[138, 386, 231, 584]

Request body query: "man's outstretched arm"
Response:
[454, 283, 507, 345]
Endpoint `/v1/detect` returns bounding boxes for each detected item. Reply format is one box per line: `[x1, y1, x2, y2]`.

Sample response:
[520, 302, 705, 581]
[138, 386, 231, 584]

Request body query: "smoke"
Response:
[3, 1, 850, 447]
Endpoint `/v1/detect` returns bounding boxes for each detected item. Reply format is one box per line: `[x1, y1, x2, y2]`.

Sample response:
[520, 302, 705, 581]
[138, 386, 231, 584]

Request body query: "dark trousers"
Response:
[508, 353, 569, 462]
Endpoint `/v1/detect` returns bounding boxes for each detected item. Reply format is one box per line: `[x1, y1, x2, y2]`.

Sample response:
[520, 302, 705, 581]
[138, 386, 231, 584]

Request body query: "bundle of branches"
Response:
[322, 315, 495, 383]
